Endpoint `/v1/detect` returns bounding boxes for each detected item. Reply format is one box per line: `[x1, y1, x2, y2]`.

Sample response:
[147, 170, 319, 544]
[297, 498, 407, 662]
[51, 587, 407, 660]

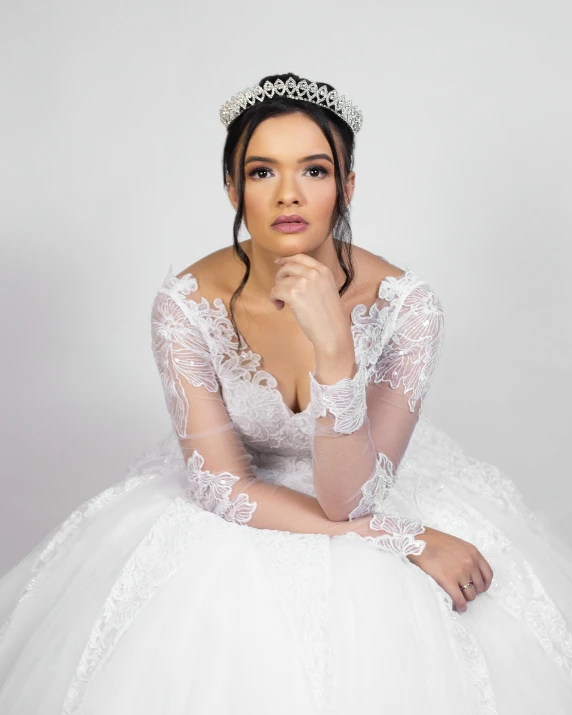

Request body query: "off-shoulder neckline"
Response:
[164, 262, 418, 417]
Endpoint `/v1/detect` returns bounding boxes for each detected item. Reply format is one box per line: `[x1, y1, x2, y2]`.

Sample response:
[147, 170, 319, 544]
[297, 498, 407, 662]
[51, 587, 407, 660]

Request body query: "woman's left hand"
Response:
[271, 254, 351, 352]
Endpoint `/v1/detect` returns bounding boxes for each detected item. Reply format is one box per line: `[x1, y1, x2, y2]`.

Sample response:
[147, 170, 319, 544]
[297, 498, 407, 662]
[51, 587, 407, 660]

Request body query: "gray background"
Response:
[1, 0, 571, 574]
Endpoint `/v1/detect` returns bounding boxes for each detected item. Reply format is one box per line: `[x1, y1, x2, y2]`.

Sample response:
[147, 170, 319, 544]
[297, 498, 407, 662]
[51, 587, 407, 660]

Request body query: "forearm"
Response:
[309, 346, 387, 521]
[312, 422, 380, 521]
[230, 475, 372, 537]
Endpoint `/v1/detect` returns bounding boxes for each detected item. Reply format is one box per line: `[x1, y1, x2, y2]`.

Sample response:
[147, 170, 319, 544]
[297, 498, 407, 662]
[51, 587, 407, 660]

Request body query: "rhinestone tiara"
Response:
[219, 76, 363, 135]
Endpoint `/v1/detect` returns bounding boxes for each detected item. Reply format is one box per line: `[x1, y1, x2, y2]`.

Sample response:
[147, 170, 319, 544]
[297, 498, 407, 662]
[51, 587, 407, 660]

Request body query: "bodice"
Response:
[155, 264, 439, 494]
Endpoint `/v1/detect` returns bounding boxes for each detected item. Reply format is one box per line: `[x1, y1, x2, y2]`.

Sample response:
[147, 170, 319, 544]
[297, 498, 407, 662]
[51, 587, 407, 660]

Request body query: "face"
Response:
[227, 112, 355, 255]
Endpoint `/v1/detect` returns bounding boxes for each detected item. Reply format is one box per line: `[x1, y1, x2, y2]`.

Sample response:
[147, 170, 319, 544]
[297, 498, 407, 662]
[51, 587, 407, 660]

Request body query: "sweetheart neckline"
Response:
[167, 264, 413, 418]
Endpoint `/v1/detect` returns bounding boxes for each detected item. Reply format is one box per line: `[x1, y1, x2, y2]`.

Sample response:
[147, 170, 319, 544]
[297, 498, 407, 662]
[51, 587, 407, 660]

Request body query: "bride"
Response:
[1, 72, 571, 714]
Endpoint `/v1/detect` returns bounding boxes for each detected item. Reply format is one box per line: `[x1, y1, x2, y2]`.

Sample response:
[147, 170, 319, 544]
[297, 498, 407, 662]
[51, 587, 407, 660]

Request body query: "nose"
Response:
[276, 171, 303, 206]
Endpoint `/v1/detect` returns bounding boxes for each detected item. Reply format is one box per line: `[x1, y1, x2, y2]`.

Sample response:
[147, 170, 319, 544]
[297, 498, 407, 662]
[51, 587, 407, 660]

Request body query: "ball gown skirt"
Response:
[0, 415, 571, 714]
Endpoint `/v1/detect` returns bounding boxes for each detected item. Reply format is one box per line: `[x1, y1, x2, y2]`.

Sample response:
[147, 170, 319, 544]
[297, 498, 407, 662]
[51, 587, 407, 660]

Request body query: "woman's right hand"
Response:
[407, 526, 494, 613]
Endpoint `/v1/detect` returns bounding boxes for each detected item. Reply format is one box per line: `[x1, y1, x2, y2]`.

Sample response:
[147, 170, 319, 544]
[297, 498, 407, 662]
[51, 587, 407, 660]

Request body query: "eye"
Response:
[305, 165, 330, 179]
[248, 166, 274, 180]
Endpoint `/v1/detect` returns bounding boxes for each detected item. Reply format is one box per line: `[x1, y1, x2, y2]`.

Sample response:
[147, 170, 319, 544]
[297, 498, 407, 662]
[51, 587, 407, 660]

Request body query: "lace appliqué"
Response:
[0, 436, 175, 640]
[425, 576, 499, 714]
[308, 362, 368, 434]
[372, 283, 445, 416]
[391, 420, 572, 684]
[248, 528, 335, 711]
[185, 449, 257, 525]
[346, 513, 427, 564]
[62, 495, 228, 714]
[347, 451, 397, 520]
[151, 290, 219, 439]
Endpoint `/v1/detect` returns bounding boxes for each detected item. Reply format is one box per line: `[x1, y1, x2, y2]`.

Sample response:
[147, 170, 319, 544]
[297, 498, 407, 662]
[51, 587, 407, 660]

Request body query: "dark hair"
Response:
[222, 72, 357, 350]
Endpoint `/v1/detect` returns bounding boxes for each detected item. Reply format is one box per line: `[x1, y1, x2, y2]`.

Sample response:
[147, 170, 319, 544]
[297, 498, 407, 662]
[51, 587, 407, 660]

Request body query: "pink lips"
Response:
[271, 214, 309, 233]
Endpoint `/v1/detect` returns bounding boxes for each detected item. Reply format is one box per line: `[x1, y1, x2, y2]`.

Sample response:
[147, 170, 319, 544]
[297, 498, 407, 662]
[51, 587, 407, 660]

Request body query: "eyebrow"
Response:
[244, 153, 334, 166]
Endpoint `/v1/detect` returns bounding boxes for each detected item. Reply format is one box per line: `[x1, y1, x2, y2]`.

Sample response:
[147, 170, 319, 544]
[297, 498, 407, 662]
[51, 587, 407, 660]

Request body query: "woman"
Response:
[0, 72, 571, 714]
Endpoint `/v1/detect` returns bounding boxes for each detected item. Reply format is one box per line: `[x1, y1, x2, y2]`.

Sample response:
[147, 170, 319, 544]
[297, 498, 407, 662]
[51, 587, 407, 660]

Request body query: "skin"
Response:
[180, 111, 493, 613]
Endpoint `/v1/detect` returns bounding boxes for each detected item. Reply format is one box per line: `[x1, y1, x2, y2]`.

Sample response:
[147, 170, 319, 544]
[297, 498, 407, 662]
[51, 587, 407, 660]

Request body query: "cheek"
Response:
[312, 181, 337, 219]
[243, 186, 265, 221]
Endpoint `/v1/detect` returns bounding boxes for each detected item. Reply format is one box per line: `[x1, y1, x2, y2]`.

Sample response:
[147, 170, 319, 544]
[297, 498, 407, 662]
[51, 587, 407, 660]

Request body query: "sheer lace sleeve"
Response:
[309, 279, 445, 522]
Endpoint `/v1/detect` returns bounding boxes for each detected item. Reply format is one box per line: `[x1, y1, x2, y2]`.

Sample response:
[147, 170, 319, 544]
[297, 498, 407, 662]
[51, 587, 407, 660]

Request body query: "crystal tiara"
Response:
[219, 76, 363, 135]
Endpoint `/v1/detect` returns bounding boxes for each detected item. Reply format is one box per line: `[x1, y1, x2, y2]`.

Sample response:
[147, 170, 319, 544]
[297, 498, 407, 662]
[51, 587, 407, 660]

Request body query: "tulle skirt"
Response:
[0, 416, 571, 714]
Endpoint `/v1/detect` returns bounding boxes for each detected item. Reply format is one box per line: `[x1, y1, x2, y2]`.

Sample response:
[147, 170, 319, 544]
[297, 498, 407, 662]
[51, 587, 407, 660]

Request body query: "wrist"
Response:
[405, 526, 433, 563]
[313, 333, 355, 382]
[313, 335, 354, 357]
[342, 512, 428, 563]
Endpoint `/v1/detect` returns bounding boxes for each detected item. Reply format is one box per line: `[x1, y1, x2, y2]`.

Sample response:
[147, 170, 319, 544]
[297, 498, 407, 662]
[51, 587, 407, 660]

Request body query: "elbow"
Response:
[319, 499, 353, 523]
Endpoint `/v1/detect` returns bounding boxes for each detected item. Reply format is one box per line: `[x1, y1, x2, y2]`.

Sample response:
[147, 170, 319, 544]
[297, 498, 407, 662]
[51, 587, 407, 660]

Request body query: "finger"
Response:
[478, 557, 494, 591]
[450, 583, 469, 613]
[430, 574, 468, 613]
[469, 568, 486, 595]
[275, 253, 325, 270]
[269, 276, 305, 307]
[460, 578, 478, 601]
[458, 574, 477, 603]
[275, 262, 319, 282]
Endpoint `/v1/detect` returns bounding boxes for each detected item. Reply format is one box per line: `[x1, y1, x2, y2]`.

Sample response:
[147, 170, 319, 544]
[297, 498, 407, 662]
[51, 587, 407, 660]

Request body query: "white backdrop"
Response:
[1, 0, 571, 574]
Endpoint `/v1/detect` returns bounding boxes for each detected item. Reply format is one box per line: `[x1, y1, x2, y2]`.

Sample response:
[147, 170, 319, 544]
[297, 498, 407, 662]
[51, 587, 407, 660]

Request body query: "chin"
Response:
[263, 231, 327, 253]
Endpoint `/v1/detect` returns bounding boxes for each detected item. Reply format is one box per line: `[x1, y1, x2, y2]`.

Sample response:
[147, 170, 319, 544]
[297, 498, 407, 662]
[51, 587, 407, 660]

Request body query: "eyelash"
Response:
[247, 165, 330, 180]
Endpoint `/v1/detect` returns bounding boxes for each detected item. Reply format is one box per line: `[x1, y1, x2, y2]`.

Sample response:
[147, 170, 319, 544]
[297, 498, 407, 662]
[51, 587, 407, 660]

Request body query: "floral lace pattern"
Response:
[248, 528, 335, 711]
[352, 276, 445, 416]
[347, 451, 398, 520]
[345, 513, 427, 564]
[62, 495, 227, 714]
[383, 417, 572, 684]
[308, 362, 368, 434]
[424, 575, 499, 714]
[151, 290, 219, 439]
[185, 449, 258, 525]
[0, 435, 177, 640]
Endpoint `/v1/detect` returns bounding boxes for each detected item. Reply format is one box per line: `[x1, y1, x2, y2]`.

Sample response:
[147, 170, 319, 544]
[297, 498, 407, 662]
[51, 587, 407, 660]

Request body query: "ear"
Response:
[226, 175, 239, 211]
[344, 170, 356, 205]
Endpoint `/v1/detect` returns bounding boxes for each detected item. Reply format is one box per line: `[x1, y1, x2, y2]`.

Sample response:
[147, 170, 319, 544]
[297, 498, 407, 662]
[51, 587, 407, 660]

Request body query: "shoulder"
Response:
[358, 247, 444, 320]
[343, 246, 442, 325]
[362, 250, 445, 344]
[351, 245, 404, 283]
[387, 274, 445, 355]
[176, 245, 241, 303]
[337, 245, 406, 307]
[152, 248, 235, 329]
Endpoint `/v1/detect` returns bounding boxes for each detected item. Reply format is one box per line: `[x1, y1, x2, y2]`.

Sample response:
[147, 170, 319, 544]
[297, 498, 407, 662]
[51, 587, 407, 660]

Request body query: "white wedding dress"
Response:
[0, 263, 571, 714]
